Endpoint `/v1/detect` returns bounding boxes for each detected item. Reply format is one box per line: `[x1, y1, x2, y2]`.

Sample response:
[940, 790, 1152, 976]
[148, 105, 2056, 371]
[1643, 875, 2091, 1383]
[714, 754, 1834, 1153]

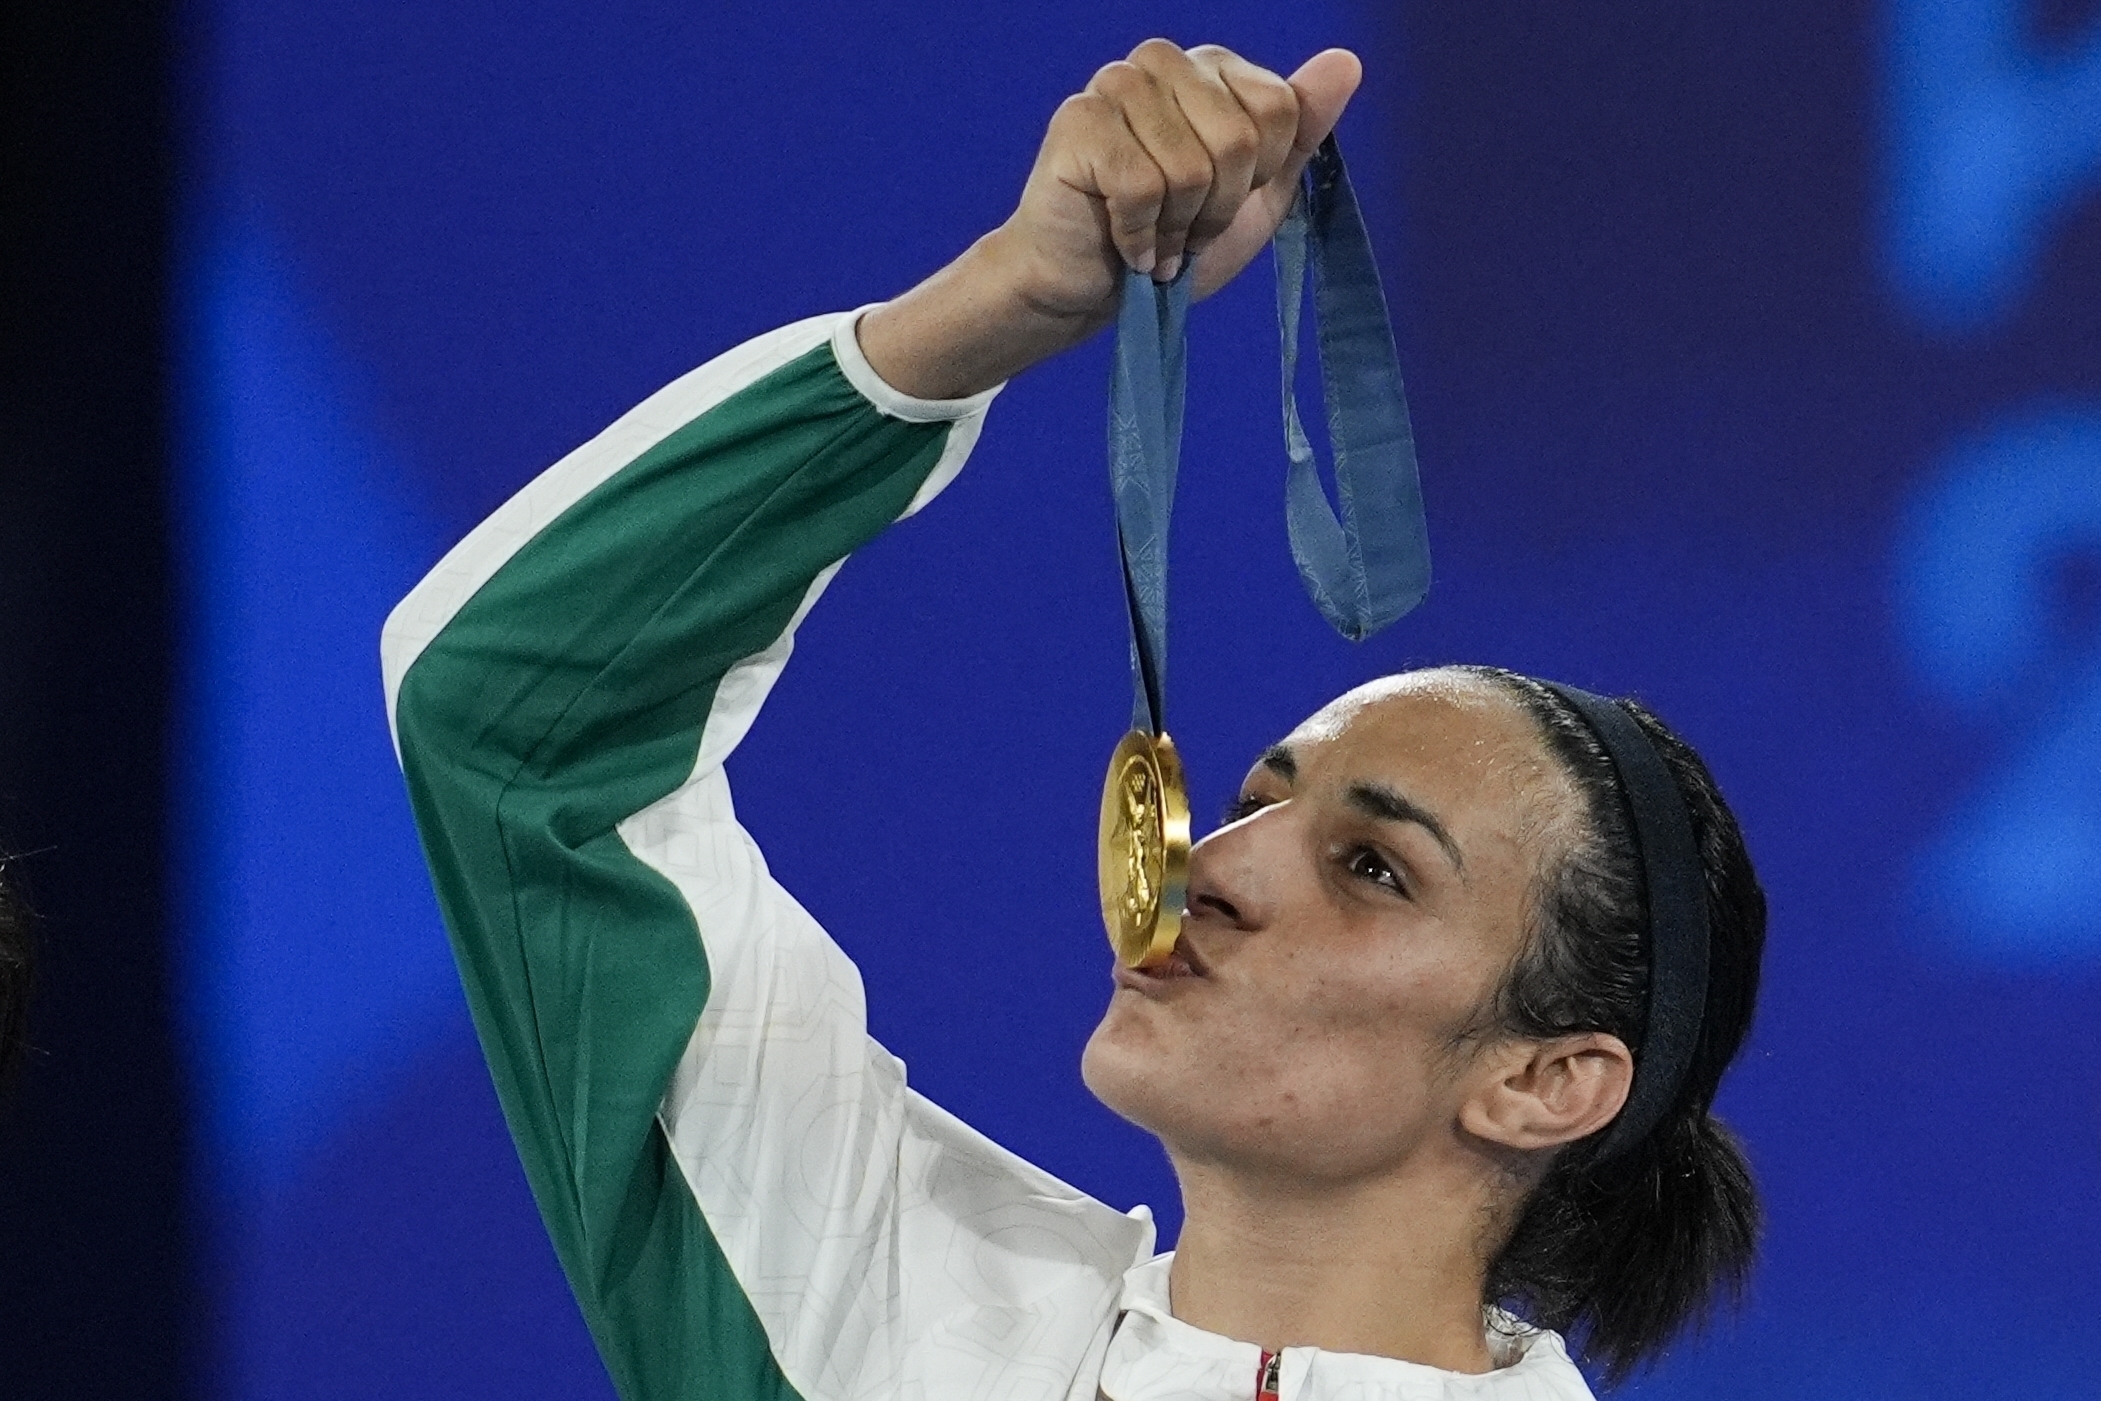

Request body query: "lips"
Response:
[1118, 928, 1208, 985]
[1167, 930, 1208, 977]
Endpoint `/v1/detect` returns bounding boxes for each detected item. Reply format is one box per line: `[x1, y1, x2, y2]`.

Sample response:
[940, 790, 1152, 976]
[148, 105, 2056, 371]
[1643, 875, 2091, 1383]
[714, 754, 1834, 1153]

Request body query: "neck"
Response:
[1164, 1153, 1500, 1374]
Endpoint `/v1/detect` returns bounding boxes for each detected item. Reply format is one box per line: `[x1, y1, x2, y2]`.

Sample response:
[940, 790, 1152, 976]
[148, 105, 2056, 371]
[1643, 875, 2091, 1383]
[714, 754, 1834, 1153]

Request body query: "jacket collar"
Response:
[1098, 1254, 1596, 1401]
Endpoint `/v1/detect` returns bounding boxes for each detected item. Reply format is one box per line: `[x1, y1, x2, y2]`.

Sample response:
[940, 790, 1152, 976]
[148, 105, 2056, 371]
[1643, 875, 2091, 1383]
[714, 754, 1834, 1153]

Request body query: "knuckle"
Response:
[1255, 84, 1300, 131]
[1090, 60, 1149, 99]
[1129, 36, 1185, 64]
[1106, 158, 1166, 208]
[1055, 91, 1105, 124]
[1161, 154, 1213, 198]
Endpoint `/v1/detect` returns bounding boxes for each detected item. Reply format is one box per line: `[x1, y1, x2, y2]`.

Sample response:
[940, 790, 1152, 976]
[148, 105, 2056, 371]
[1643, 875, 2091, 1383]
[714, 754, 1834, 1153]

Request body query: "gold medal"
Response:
[1098, 728, 1191, 968]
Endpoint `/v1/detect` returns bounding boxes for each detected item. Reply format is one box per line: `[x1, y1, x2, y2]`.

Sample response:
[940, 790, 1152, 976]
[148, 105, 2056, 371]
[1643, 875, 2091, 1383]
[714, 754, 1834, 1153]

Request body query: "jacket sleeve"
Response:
[381, 309, 996, 1401]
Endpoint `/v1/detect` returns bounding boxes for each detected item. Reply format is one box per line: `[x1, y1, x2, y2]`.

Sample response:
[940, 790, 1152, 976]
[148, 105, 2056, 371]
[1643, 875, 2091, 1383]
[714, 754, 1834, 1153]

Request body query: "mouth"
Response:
[1112, 926, 1208, 989]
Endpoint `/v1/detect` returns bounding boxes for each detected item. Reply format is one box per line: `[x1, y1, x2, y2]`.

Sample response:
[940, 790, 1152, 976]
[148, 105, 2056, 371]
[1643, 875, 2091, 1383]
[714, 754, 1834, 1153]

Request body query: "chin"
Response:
[1080, 1001, 1181, 1132]
[1082, 1035, 1277, 1173]
[1080, 997, 1244, 1158]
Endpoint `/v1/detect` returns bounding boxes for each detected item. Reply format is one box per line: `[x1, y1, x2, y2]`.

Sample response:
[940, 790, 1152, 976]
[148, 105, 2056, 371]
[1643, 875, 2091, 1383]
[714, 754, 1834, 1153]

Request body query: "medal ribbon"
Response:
[1108, 134, 1429, 738]
[1108, 243, 1191, 735]
[1273, 135, 1431, 640]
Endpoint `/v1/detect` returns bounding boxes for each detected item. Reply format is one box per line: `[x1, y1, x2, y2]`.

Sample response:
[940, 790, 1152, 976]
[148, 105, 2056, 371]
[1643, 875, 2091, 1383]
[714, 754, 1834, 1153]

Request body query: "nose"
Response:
[1185, 879, 1247, 926]
[1182, 802, 1285, 932]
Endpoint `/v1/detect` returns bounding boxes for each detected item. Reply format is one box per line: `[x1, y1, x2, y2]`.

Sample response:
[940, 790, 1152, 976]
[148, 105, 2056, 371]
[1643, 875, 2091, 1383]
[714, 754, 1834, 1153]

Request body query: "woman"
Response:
[385, 39, 1762, 1400]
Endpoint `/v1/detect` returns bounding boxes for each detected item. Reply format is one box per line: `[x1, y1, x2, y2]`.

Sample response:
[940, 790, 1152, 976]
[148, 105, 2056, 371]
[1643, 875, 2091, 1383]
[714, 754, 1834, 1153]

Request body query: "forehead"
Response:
[1274, 670, 1573, 850]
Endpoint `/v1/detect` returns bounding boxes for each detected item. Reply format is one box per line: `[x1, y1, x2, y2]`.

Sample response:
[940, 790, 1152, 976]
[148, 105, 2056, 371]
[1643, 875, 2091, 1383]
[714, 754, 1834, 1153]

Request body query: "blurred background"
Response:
[5, 0, 2100, 1395]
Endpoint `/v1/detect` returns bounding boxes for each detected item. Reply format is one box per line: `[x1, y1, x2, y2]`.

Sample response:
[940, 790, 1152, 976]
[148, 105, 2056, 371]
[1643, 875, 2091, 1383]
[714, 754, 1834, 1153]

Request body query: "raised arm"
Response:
[383, 40, 1359, 1401]
[859, 43, 1361, 399]
[384, 312, 998, 1400]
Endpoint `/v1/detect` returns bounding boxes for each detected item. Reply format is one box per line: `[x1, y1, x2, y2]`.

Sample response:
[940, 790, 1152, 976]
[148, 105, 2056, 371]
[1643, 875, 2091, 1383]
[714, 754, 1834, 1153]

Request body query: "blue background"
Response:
[175, 0, 2101, 1395]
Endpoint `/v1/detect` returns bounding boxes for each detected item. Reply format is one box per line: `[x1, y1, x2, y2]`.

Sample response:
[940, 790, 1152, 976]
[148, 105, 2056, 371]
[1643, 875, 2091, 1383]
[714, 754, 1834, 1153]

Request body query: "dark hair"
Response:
[0, 856, 35, 1099]
[1456, 666, 1764, 1384]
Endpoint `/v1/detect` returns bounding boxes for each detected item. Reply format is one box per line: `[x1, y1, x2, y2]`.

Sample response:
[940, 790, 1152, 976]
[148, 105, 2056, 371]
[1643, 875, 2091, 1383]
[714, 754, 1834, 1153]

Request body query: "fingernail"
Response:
[1155, 253, 1182, 282]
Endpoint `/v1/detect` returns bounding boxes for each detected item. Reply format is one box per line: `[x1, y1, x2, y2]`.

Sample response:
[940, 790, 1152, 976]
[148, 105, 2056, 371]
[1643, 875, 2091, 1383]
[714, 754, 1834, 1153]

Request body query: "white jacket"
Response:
[383, 309, 1598, 1401]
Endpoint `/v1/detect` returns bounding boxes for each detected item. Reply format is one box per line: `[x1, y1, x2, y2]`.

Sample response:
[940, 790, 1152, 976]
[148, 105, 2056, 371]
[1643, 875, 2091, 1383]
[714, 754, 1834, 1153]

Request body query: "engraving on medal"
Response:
[1098, 730, 1192, 968]
[1117, 757, 1160, 919]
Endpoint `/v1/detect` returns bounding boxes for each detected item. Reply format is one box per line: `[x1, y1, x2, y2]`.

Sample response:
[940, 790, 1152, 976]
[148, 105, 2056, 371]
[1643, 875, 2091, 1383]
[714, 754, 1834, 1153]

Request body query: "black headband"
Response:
[1537, 682, 1711, 1161]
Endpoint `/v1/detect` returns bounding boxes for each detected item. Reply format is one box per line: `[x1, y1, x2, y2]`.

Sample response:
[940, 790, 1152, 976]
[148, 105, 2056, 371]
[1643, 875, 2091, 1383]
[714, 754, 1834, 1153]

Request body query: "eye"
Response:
[1342, 844, 1409, 898]
[1220, 793, 1271, 826]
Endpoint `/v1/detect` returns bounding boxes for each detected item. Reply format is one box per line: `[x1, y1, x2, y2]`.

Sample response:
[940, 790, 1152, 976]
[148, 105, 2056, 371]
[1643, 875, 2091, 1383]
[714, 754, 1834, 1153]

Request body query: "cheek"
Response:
[1249, 967, 1454, 1163]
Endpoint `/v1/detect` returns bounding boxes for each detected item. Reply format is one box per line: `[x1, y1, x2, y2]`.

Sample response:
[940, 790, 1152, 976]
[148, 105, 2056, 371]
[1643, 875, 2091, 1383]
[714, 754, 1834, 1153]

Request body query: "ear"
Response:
[1458, 1033, 1634, 1152]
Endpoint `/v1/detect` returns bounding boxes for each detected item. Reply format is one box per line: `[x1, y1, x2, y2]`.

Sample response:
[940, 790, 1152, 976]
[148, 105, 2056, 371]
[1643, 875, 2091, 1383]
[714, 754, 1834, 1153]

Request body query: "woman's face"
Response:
[1081, 669, 1581, 1183]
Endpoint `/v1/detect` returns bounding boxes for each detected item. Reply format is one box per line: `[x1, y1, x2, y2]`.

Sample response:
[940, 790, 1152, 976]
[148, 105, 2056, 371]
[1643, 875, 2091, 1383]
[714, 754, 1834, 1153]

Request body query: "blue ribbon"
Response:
[1108, 134, 1430, 734]
[1108, 251, 1191, 735]
[1275, 136, 1431, 640]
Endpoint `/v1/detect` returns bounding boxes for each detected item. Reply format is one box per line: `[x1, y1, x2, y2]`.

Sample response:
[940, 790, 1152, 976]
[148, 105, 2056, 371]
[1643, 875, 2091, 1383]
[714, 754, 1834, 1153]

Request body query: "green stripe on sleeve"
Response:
[393, 341, 961, 1401]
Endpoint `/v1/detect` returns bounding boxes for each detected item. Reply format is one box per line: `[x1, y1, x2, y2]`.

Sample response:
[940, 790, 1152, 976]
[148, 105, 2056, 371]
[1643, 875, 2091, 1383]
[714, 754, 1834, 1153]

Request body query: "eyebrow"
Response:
[1347, 782, 1465, 873]
[1258, 744, 1298, 781]
[1257, 744, 1465, 874]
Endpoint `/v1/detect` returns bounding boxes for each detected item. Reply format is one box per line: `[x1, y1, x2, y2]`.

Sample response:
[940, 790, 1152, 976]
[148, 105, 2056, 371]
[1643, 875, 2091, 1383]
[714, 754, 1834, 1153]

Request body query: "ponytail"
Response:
[1488, 1111, 1758, 1381]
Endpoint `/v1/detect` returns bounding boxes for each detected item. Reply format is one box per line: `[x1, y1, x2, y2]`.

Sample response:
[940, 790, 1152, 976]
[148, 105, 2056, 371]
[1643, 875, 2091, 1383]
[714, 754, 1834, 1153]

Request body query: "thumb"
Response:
[1285, 48, 1363, 156]
[1187, 48, 1364, 300]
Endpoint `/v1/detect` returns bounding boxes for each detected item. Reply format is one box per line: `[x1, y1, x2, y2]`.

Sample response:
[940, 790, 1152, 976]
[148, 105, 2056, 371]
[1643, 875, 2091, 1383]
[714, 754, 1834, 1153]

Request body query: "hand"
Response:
[857, 42, 1362, 400]
[997, 41, 1363, 321]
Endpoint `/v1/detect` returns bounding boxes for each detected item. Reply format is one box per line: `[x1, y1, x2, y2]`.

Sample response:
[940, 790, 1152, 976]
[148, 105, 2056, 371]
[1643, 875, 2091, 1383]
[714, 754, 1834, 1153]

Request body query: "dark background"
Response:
[0, 0, 187, 1394]
[5, 0, 2100, 1396]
